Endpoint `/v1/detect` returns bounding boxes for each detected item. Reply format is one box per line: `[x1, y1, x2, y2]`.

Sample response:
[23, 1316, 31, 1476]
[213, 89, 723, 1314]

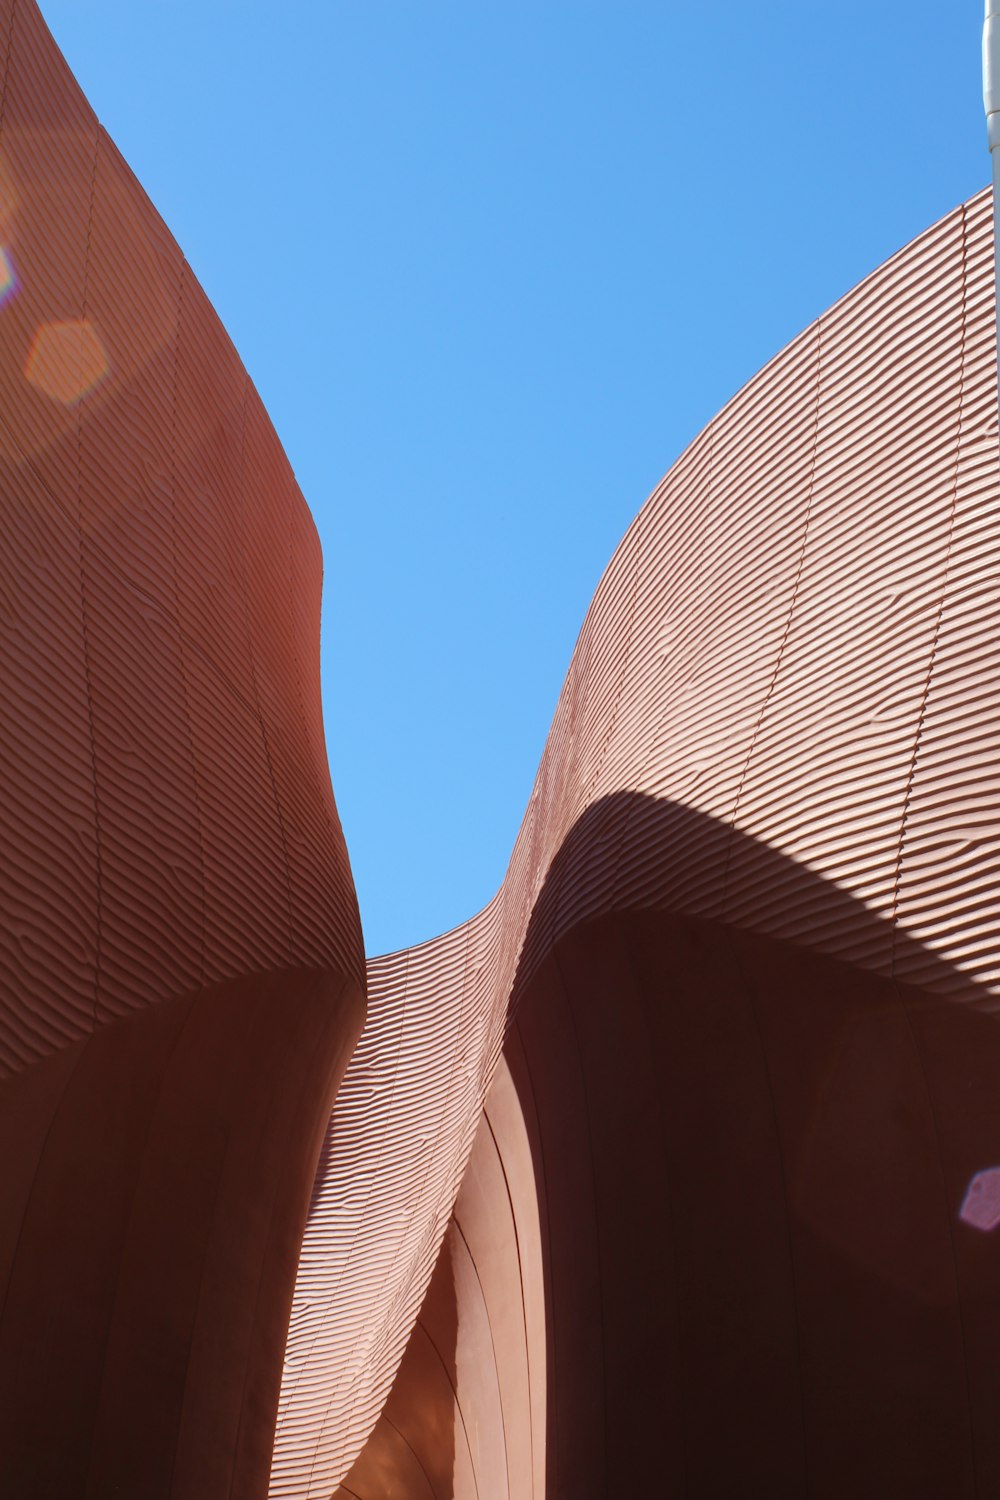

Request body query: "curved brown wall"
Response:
[279, 188, 1000, 1496]
[0, 4, 364, 1495]
[335, 1050, 547, 1500]
[4, 3, 1000, 1494]
[505, 816, 1000, 1497]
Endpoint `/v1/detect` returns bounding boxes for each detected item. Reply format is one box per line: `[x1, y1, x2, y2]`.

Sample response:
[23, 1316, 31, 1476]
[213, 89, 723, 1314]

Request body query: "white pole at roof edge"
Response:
[984, 1, 1000, 411]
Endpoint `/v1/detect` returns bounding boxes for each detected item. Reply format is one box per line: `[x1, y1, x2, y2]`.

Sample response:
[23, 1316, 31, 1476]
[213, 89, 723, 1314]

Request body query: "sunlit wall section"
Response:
[274, 189, 1000, 1495]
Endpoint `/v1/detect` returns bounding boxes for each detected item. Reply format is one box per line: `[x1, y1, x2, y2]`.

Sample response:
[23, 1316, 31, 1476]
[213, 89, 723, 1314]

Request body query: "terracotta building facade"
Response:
[2, 4, 1000, 1497]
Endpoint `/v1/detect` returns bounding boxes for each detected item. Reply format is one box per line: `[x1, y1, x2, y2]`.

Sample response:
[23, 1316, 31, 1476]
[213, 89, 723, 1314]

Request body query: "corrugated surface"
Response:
[4, 1, 1000, 1490]
[0, 4, 364, 1495]
[334, 1053, 546, 1500]
[274, 190, 1000, 1494]
[0, 0, 363, 1073]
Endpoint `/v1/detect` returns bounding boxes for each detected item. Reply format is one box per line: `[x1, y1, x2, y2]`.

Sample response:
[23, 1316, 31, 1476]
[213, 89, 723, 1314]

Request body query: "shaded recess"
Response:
[338, 1051, 546, 1500]
[344, 799, 1000, 1499]
[0, 3, 363, 1496]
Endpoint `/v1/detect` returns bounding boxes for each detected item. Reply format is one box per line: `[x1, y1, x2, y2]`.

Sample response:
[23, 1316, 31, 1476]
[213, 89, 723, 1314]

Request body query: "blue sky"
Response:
[42, 1, 986, 957]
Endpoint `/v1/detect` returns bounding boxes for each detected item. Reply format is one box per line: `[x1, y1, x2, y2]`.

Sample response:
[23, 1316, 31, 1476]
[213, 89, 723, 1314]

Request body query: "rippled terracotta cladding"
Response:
[0, 2, 363, 1495]
[332, 1054, 547, 1499]
[278, 189, 1000, 1498]
[0, 0, 362, 1058]
[4, 2, 1000, 1497]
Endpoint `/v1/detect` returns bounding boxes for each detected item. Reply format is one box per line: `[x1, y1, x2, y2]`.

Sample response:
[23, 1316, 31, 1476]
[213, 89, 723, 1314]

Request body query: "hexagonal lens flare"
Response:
[960, 1168, 1000, 1232]
[25, 317, 109, 405]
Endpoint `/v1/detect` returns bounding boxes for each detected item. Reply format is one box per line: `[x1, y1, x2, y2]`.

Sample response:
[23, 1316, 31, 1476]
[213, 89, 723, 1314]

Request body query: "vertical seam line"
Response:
[77, 124, 103, 1025]
[235, 381, 296, 962]
[722, 318, 823, 916]
[889, 202, 979, 1489]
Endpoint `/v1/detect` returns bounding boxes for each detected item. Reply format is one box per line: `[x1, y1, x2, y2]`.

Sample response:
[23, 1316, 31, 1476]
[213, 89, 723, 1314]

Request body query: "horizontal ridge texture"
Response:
[4, 3, 999, 1492]
[0, 6, 364, 1496]
[0, 0, 363, 1075]
[273, 189, 1000, 1495]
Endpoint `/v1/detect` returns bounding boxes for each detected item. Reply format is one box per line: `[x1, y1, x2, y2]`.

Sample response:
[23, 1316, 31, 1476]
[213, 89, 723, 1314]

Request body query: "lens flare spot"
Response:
[25, 317, 109, 406]
[0, 247, 16, 307]
[960, 1168, 1000, 1232]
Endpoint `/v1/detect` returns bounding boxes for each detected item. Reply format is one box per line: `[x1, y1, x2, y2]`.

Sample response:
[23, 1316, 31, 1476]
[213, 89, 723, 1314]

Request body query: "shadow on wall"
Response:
[0, 965, 363, 1500]
[336, 1227, 460, 1498]
[346, 791, 1000, 1499]
[506, 792, 1000, 1500]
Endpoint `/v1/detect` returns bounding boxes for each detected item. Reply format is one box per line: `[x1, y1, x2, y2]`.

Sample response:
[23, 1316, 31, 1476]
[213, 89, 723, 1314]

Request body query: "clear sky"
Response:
[41, 1, 987, 957]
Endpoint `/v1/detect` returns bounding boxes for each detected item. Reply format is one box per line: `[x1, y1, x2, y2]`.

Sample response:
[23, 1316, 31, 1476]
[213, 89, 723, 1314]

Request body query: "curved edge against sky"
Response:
[38, 0, 990, 957]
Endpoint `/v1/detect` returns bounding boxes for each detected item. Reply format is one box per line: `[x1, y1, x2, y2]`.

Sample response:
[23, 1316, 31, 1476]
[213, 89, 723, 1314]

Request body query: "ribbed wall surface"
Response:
[334, 1053, 546, 1500]
[0, 0, 363, 1072]
[4, 2, 1000, 1491]
[0, 5, 364, 1495]
[274, 189, 1000, 1494]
